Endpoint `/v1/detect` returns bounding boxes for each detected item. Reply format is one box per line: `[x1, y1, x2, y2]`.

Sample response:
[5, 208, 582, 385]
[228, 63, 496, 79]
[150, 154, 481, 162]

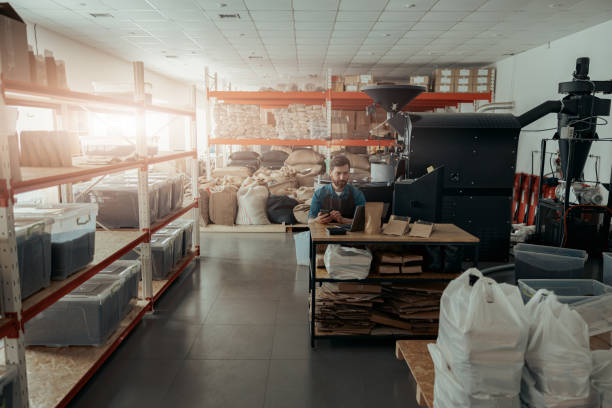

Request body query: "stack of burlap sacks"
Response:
[199, 149, 323, 226]
[273, 105, 326, 140]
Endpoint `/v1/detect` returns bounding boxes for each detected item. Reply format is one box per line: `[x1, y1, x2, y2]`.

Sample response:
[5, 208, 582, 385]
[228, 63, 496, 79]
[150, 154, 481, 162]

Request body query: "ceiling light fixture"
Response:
[165, 55, 178, 58]
[217, 3, 227, 7]
[405, 3, 416, 8]
[89, 13, 113, 18]
[219, 13, 240, 19]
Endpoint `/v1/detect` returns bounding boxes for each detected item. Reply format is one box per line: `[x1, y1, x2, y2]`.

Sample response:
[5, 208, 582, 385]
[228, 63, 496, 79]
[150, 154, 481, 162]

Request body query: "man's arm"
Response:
[308, 190, 333, 224]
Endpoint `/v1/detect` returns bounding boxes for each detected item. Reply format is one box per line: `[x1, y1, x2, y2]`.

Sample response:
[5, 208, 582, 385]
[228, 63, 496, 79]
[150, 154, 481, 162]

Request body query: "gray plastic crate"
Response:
[514, 243, 587, 280]
[0, 365, 22, 408]
[154, 229, 182, 267]
[518, 279, 612, 304]
[84, 182, 160, 228]
[604, 252, 612, 286]
[151, 235, 174, 279]
[95, 260, 140, 316]
[15, 219, 52, 299]
[25, 279, 123, 346]
[169, 174, 185, 211]
[168, 219, 193, 257]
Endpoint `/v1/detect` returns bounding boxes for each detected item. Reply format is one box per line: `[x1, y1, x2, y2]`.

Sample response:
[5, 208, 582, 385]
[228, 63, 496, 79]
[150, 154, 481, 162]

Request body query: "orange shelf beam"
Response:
[208, 138, 395, 147]
[209, 91, 327, 107]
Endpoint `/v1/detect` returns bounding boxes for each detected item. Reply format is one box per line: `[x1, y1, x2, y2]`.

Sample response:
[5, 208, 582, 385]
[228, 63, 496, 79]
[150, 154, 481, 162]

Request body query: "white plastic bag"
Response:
[521, 369, 599, 408]
[521, 290, 593, 407]
[323, 245, 372, 280]
[428, 343, 520, 408]
[437, 268, 529, 398]
[592, 349, 612, 408]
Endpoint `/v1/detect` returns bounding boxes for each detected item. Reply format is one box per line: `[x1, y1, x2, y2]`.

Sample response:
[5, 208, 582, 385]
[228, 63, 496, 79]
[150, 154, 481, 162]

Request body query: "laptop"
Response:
[338, 205, 365, 232]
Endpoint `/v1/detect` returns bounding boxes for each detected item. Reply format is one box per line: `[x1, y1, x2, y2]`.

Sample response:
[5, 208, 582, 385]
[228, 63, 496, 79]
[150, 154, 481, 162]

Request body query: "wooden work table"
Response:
[307, 223, 480, 347]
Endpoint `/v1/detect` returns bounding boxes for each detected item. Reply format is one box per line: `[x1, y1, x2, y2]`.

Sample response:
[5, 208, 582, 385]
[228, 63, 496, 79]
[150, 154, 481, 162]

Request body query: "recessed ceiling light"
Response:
[218, 3, 227, 7]
[405, 3, 416, 8]
[165, 55, 178, 58]
[384, 33, 391, 37]
[219, 13, 240, 19]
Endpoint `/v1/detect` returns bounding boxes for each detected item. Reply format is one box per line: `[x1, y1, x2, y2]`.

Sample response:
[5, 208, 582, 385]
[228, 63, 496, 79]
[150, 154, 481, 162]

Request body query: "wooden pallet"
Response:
[201, 223, 309, 233]
[395, 340, 435, 408]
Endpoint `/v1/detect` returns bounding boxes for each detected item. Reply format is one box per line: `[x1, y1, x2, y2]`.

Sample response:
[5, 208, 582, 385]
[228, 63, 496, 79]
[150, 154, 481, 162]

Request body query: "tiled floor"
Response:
[68, 232, 420, 408]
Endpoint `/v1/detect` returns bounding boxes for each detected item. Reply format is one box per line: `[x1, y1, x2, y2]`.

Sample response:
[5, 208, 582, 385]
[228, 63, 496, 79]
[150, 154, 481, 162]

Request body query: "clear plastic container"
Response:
[518, 279, 612, 304]
[85, 181, 160, 228]
[15, 219, 52, 299]
[169, 174, 185, 211]
[94, 260, 140, 317]
[154, 229, 182, 267]
[572, 293, 612, 336]
[0, 365, 22, 408]
[25, 279, 123, 346]
[148, 178, 173, 218]
[168, 219, 193, 257]
[514, 243, 587, 280]
[604, 252, 612, 286]
[149, 235, 174, 279]
[14, 203, 98, 280]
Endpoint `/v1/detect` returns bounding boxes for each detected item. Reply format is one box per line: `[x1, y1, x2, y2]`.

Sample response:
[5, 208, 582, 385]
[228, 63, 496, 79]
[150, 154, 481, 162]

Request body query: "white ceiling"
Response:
[9, 0, 612, 89]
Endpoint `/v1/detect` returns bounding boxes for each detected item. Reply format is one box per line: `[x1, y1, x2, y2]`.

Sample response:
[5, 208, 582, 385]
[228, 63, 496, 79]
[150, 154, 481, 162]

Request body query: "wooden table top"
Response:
[309, 223, 479, 244]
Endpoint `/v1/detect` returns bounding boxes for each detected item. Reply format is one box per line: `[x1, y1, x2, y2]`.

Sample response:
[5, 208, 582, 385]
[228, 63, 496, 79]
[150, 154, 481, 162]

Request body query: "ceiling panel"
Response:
[411, 21, 456, 30]
[334, 21, 376, 30]
[295, 21, 334, 30]
[294, 11, 336, 22]
[194, 0, 246, 9]
[378, 11, 426, 22]
[243, 0, 291, 10]
[431, 0, 488, 11]
[336, 11, 380, 21]
[293, 0, 339, 10]
[338, 0, 387, 11]
[421, 11, 470, 21]
[146, 0, 201, 9]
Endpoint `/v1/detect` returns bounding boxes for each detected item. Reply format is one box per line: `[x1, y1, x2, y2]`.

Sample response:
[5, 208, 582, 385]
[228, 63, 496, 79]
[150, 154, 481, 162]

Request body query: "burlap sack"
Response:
[269, 180, 299, 196]
[340, 152, 370, 171]
[365, 202, 384, 235]
[212, 166, 251, 179]
[209, 186, 238, 225]
[293, 203, 310, 224]
[295, 186, 315, 203]
[236, 185, 271, 225]
[285, 149, 325, 166]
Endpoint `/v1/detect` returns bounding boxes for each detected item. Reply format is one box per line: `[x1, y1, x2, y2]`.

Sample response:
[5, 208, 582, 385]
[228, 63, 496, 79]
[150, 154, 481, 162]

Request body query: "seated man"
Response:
[309, 155, 366, 224]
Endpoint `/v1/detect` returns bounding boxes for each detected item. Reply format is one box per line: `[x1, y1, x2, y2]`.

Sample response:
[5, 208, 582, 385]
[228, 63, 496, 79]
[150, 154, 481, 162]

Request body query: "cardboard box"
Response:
[435, 84, 453, 93]
[45, 50, 58, 88]
[410, 76, 429, 87]
[434, 68, 453, 78]
[0, 4, 30, 82]
[331, 81, 344, 92]
[345, 84, 358, 92]
[474, 83, 493, 93]
[455, 68, 474, 77]
[454, 83, 473, 93]
[474, 68, 495, 77]
[344, 75, 360, 85]
[456, 76, 472, 86]
[360, 74, 374, 84]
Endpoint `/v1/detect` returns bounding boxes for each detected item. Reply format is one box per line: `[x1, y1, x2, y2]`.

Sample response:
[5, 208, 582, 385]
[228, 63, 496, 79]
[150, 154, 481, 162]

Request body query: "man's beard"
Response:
[333, 180, 347, 189]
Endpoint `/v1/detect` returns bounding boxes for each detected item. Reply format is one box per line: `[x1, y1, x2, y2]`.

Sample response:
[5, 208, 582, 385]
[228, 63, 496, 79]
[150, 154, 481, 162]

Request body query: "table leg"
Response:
[473, 243, 479, 268]
[310, 239, 316, 348]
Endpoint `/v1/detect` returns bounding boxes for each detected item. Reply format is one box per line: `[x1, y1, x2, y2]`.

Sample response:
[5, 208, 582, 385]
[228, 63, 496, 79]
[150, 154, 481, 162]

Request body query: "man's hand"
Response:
[329, 210, 343, 223]
[315, 211, 333, 224]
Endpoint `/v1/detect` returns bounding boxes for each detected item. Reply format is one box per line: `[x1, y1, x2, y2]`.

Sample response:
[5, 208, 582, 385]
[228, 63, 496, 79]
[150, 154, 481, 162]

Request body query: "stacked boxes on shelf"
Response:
[343, 74, 375, 92]
[433, 66, 495, 93]
[409, 75, 430, 90]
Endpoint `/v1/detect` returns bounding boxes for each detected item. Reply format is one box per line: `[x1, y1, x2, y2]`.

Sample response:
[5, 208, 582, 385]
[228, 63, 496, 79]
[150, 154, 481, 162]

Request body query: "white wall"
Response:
[495, 19, 612, 188]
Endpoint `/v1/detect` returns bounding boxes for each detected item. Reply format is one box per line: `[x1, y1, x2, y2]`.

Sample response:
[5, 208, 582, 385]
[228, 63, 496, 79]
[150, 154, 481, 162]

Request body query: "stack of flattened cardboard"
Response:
[372, 282, 444, 335]
[313, 283, 382, 335]
[374, 252, 424, 275]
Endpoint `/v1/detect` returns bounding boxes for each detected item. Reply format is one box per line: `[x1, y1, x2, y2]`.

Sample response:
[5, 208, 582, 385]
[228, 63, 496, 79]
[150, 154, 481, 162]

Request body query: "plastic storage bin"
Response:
[0, 365, 22, 408]
[84, 181, 160, 228]
[154, 229, 182, 267]
[168, 219, 193, 257]
[169, 174, 185, 211]
[15, 219, 52, 299]
[294, 231, 310, 266]
[14, 203, 98, 280]
[95, 260, 140, 316]
[25, 279, 123, 346]
[604, 252, 612, 286]
[132, 176, 172, 219]
[518, 279, 612, 304]
[513, 243, 587, 280]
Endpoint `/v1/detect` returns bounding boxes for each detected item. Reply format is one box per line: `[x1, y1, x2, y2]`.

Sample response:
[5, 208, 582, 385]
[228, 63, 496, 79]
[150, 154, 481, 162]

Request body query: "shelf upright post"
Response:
[190, 85, 200, 255]
[0, 104, 29, 407]
[133, 62, 153, 301]
[57, 103, 73, 203]
[326, 68, 332, 163]
[204, 67, 211, 179]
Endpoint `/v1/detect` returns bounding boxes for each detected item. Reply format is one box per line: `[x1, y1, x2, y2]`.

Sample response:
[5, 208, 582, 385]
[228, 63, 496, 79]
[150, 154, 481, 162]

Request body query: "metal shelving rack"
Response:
[0, 61, 200, 408]
[205, 82, 492, 167]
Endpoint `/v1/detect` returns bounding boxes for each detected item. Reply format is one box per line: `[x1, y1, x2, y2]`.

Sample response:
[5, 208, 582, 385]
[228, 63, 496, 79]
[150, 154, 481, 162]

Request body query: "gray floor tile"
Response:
[275, 299, 308, 325]
[189, 324, 275, 359]
[162, 359, 269, 408]
[218, 280, 284, 300]
[272, 324, 313, 360]
[113, 317, 201, 360]
[205, 298, 279, 324]
[154, 292, 215, 324]
[69, 358, 182, 408]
